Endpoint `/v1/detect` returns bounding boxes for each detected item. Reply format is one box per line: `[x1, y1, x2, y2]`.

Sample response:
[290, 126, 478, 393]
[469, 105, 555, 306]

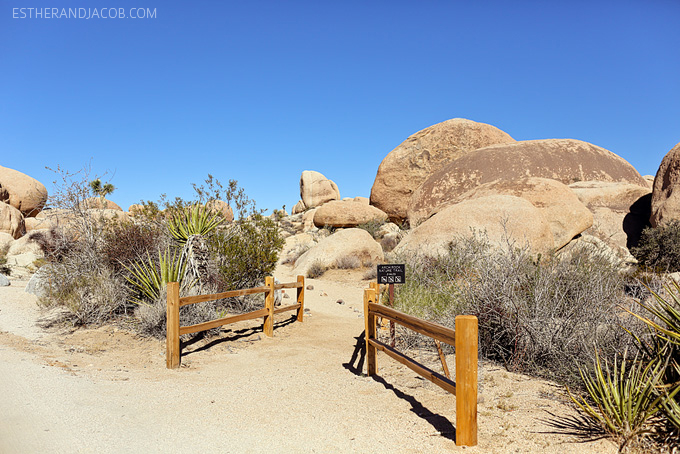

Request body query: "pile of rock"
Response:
[278, 118, 678, 270]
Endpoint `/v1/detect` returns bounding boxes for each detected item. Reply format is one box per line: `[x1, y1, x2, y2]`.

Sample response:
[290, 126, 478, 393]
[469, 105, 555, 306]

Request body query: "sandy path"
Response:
[0, 268, 616, 453]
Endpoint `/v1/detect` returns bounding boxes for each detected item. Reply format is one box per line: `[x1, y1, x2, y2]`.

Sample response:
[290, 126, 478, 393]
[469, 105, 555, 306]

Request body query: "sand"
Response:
[0, 266, 616, 453]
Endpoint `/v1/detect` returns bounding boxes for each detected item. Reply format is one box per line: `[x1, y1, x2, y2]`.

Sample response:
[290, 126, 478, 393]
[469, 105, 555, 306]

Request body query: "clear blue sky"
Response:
[2, 1, 679, 213]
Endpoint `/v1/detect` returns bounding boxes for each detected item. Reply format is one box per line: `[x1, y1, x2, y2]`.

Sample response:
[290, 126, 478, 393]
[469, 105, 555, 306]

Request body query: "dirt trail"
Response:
[0, 267, 616, 453]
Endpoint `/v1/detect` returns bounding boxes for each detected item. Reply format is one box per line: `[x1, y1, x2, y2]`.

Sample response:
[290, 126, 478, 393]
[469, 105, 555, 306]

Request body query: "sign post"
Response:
[376, 264, 406, 347]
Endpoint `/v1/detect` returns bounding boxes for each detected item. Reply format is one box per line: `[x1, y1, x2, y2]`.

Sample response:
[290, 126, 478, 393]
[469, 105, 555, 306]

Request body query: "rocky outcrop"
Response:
[394, 195, 555, 257]
[650, 142, 680, 227]
[79, 197, 123, 211]
[0, 201, 26, 239]
[206, 200, 234, 222]
[313, 200, 388, 228]
[570, 181, 651, 250]
[300, 171, 340, 209]
[0, 166, 48, 217]
[370, 118, 515, 222]
[410, 139, 647, 228]
[292, 200, 306, 215]
[293, 228, 383, 276]
[409, 177, 592, 249]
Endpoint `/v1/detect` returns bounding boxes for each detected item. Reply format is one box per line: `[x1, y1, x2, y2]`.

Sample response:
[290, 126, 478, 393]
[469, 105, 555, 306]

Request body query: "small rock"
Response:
[283, 293, 290, 299]
[336, 299, 345, 305]
[306, 285, 314, 290]
[0, 274, 9, 286]
[304, 308, 311, 313]
[320, 292, 327, 297]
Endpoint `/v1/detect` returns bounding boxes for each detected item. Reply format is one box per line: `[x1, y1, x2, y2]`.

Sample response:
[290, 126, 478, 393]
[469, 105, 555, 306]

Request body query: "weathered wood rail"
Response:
[166, 275, 305, 369]
[363, 286, 478, 447]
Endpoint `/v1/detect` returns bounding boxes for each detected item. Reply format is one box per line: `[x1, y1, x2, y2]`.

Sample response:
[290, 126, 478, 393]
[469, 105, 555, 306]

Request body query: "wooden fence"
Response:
[166, 275, 305, 369]
[363, 286, 478, 447]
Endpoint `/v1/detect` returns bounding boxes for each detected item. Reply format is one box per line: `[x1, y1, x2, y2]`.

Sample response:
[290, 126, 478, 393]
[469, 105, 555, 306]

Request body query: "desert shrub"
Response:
[281, 242, 311, 265]
[208, 213, 284, 290]
[39, 263, 130, 325]
[101, 220, 165, 272]
[0, 244, 11, 276]
[135, 295, 221, 339]
[356, 218, 386, 239]
[393, 233, 640, 388]
[363, 266, 377, 280]
[336, 255, 361, 269]
[632, 220, 680, 272]
[37, 168, 282, 335]
[307, 261, 328, 279]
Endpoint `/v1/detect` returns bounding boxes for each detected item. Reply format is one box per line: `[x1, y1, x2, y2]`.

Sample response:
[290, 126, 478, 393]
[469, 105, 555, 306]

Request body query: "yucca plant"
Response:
[123, 247, 192, 305]
[628, 281, 680, 435]
[568, 350, 666, 452]
[167, 202, 223, 245]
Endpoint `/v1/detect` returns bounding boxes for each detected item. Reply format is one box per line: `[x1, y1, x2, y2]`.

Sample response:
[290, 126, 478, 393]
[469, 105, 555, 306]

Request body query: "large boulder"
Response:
[650, 142, 680, 227]
[293, 228, 384, 276]
[79, 197, 123, 211]
[370, 118, 515, 223]
[206, 200, 234, 222]
[0, 232, 13, 251]
[411, 139, 647, 228]
[0, 201, 26, 239]
[7, 233, 44, 256]
[394, 195, 555, 257]
[411, 178, 592, 250]
[570, 181, 652, 250]
[300, 171, 340, 209]
[0, 166, 48, 217]
[313, 200, 388, 228]
[278, 233, 317, 266]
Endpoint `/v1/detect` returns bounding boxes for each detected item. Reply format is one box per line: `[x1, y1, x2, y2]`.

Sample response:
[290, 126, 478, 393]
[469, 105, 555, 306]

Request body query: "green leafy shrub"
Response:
[356, 218, 387, 239]
[632, 220, 680, 272]
[123, 247, 192, 305]
[208, 213, 284, 290]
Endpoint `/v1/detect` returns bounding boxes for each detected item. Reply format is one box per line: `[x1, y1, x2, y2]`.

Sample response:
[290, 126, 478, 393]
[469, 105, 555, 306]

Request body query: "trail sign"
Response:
[377, 264, 406, 284]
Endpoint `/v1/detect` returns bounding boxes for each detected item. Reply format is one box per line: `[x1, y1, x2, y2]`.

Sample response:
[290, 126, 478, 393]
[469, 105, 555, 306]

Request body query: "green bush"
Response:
[208, 213, 284, 290]
[632, 220, 680, 272]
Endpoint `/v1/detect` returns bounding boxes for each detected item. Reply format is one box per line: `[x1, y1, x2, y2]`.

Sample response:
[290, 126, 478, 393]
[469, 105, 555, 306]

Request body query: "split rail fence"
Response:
[363, 284, 478, 447]
[166, 275, 305, 369]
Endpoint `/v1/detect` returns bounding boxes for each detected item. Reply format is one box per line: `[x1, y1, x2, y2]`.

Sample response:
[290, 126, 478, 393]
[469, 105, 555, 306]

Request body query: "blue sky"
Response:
[2, 1, 679, 213]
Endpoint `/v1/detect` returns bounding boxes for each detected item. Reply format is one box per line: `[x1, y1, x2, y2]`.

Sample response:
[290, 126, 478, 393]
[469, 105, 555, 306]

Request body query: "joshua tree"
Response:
[89, 179, 115, 199]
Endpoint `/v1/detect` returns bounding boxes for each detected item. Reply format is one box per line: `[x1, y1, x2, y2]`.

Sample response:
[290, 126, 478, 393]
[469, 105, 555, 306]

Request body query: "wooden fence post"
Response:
[264, 276, 274, 337]
[455, 315, 478, 447]
[364, 288, 377, 376]
[166, 282, 181, 369]
[296, 275, 305, 322]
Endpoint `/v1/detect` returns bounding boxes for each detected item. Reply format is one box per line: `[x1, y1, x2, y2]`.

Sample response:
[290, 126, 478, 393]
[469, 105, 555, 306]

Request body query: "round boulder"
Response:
[300, 171, 340, 209]
[394, 195, 555, 257]
[293, 228, 384, 277]
[410, 139, 647, 227]
[79, 197, 123, 211]
[0, 201, 26, 239]
[0, 166, 48, 217]
[651, 142, 680, 227]
[411, 178, 592, 250]
[570, 181, 652, 250]
[206, 200, 234, 222]
[370, 118, 515, 223]
[313, 200, 388, 228]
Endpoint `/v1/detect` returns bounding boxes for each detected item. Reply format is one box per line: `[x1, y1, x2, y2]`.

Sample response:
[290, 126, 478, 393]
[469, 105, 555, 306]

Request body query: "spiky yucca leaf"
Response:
[123, 247, 190, 305]
[568, 349, 665, 450]
[167, 203, 223, 245]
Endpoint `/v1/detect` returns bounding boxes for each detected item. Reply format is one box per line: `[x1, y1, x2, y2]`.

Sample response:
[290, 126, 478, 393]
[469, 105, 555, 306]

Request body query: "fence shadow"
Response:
[342, 330, 366, 376]
[371, 375, 456, 442]
[181, 315, 298, 357]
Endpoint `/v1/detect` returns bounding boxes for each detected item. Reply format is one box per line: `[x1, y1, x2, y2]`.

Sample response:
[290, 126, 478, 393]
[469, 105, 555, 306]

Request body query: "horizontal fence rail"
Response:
[363, 287, 478, 447]
[167, 275, 305, 369]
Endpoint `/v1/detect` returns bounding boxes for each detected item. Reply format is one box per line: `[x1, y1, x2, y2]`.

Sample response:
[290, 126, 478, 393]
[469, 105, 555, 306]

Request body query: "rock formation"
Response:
[370, 118, 515, 222]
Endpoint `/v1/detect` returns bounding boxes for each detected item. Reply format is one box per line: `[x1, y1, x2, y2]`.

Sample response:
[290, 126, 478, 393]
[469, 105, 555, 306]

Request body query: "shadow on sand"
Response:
[180, 315, 297, 358]
[343, 329, 456, 442]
